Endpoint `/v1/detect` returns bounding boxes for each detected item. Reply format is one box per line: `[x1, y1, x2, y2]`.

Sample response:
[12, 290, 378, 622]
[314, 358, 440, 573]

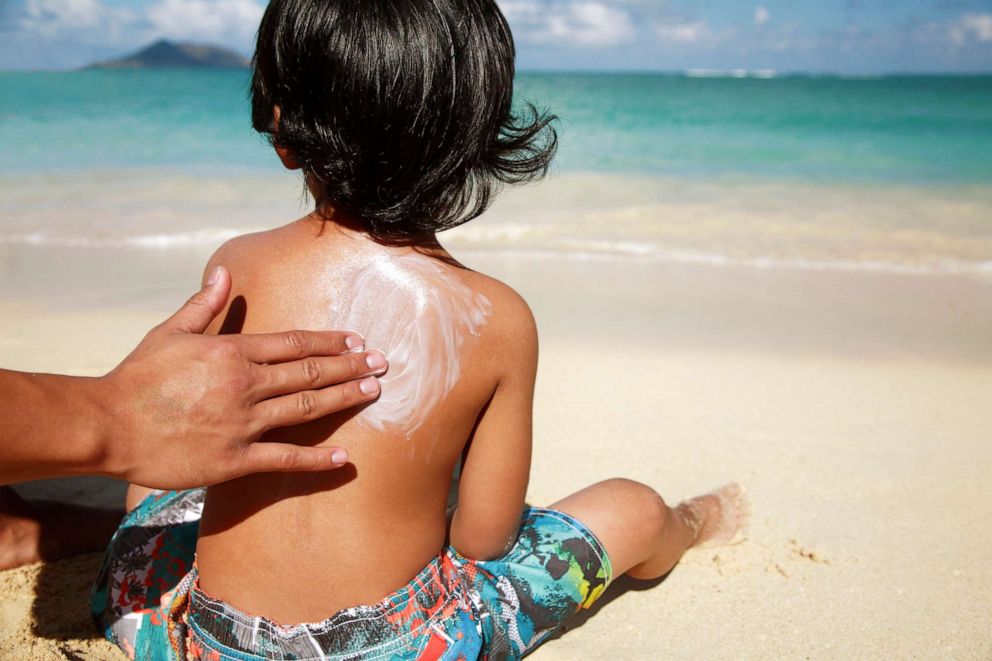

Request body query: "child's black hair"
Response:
[251, 0, 557, 240]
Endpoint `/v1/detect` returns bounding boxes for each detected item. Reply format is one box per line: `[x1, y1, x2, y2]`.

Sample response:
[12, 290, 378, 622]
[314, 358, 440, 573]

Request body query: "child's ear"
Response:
[275, 144, 302, 171]
[271, 105, 302, 170]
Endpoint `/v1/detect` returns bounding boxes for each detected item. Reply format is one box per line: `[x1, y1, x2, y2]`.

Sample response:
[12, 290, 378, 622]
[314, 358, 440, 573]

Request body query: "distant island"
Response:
[88, 39, 249, 70]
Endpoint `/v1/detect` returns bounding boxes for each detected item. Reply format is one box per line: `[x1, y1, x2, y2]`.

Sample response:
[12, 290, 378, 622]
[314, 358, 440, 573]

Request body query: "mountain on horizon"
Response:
[89, 39, 249, 70]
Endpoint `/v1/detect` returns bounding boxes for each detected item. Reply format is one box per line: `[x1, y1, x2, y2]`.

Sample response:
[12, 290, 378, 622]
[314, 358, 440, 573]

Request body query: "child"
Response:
[92, 1, 748, 658]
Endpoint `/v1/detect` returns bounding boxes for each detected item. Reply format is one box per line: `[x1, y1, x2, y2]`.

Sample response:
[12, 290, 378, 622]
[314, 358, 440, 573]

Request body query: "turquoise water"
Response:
[2, 70, 992, 184]
[1, 70, 990, 272]
[518, 74, 992, 184]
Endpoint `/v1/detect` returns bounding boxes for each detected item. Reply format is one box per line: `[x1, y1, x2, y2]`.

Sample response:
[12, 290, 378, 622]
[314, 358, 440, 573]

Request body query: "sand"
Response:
[1, 252, 990, 660]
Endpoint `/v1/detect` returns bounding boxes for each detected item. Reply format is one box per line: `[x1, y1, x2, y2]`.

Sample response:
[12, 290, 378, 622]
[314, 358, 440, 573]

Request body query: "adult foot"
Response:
[0, 486, 122, 571]
[677, 482, 750, 548]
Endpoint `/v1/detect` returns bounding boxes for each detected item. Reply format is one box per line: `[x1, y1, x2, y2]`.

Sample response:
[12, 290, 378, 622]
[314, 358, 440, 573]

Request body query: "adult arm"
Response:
[0, 266, 385, 488]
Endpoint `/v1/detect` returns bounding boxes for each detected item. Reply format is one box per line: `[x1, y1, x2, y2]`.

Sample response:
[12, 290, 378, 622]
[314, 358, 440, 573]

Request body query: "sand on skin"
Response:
[0, 255, 990, 660]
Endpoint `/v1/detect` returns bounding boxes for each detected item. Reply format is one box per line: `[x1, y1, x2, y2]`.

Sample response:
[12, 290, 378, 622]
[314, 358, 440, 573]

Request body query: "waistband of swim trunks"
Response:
[186, 554, 459, 656]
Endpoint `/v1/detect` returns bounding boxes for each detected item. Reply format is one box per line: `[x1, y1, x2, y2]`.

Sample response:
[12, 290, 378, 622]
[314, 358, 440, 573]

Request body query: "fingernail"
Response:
[345, 334, 365, 352]
[206, 266, 222, 286]
[365, 350, 387, 372]
[359, 376, 379, 395]
[331, 449, 348, 465]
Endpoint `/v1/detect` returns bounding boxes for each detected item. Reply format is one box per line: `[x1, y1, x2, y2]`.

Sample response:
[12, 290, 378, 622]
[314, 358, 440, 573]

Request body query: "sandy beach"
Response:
[1, 249, 989, 659]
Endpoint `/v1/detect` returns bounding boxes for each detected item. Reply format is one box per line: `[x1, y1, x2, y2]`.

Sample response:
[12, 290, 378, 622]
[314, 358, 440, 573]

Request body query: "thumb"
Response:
[159, 266, 232, 335]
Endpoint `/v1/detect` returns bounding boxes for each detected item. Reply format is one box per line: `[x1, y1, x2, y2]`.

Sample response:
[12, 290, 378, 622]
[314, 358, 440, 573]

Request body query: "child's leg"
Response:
[550, 479, 749, 580]
[126, 484, 156, 512]
[0, 486, 123, 570]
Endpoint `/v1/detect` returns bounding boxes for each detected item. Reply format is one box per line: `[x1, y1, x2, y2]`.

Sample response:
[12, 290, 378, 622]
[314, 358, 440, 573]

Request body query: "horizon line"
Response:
[2, 66, 991, 77]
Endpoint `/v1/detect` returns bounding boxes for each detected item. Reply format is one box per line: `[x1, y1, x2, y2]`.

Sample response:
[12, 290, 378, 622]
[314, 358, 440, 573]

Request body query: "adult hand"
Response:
[98, 266, 385, 489]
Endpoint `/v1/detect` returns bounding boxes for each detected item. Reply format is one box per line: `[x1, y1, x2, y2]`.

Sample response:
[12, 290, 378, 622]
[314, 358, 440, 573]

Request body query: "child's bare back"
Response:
[194, 218, 536, 622]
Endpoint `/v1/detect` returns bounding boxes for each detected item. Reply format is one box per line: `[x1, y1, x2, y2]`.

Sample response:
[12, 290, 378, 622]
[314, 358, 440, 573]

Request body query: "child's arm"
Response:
[449, 291, 537, 560]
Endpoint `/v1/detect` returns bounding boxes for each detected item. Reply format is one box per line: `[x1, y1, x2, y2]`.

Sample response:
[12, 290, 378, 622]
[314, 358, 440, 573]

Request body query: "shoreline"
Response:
[2, 170, 991, 280]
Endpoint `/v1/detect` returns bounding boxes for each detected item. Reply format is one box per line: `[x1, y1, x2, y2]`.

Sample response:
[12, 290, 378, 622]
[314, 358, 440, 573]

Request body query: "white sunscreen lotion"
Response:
[336, 253, 493, 437]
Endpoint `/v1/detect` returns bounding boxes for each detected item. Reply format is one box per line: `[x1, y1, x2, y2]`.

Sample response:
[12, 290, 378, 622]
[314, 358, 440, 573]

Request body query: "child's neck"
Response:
[307, 202, 444, 256]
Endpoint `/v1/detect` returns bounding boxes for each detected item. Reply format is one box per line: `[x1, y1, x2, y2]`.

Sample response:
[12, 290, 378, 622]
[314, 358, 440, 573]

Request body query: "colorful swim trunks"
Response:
[91, 489, 613, 660]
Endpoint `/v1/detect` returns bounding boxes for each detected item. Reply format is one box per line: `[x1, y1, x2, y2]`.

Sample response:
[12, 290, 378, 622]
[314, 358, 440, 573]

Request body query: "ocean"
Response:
[1, 70, 991, 275]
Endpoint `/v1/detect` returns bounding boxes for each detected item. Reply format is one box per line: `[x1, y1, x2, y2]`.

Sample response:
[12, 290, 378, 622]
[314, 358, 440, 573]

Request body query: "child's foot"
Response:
[0, 486, 123, 571]
[677, 483, 750, 548]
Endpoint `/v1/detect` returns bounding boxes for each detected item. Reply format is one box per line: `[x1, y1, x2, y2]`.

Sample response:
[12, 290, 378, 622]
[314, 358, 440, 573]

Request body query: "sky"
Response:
[0, 0, 991, 73]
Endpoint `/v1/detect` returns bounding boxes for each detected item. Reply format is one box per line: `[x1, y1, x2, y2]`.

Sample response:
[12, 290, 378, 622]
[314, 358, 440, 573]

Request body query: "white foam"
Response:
[0, 228, 250, 248]
[4, 227, 988, 277]
[684, 69, 778, 79]
[449, 244, 992, 276]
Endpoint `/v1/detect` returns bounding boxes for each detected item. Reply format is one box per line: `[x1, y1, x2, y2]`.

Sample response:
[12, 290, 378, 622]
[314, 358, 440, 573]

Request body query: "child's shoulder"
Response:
[202, 225, 296, 279]
[454, 269, 538, 375]
[458, 269, 536, 339]
[202, 223, 338, 298]
[203, 225, 536, 355]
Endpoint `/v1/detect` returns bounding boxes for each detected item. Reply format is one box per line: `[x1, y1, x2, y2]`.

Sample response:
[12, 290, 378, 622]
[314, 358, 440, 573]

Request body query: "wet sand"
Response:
[1, 251, 990, 659]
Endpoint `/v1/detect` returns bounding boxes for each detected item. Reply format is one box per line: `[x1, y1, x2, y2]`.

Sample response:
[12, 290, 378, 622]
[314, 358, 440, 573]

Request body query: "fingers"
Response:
[237, 330, 366, 364]
[241, 443, 350, 475]
[253, 376, 381, 432]
[253, 350, 388, 400]
[157, 266, 232, 335]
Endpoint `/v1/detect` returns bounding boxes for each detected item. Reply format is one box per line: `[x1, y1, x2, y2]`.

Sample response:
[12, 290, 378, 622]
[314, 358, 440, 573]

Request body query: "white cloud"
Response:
[15, 0, 263, 51]
[766, 29, 817, 53]
[499, 0, 544, 24]
[754, 6, 770, 27]
[655, 19, 716, 45]
[23, 0, 101, 27]
[949, 13, 992, 45]
[146, 0, 264, 46]
[499, 0, 635, 48]
[21, 0, 129, 37]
